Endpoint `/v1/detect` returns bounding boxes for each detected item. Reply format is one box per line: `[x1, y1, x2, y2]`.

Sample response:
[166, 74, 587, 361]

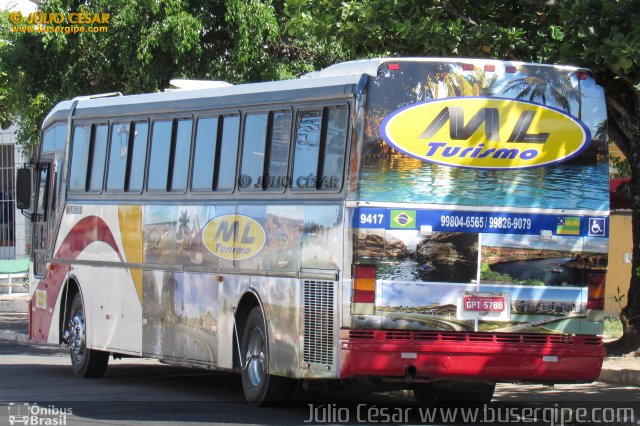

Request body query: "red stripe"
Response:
[31, 216, 122, 342]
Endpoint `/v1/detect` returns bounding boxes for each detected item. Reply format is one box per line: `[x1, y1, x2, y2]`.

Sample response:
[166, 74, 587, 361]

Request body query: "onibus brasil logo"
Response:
[380, 97, 591, 170]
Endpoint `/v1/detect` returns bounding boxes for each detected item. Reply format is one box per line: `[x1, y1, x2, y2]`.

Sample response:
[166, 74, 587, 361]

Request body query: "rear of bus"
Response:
[340, 59, 608, 394]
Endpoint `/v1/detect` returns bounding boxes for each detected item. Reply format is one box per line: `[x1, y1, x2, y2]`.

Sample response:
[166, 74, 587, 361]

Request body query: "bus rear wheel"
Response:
[67, 293, 109, 378]
[240, 306, 292, 406]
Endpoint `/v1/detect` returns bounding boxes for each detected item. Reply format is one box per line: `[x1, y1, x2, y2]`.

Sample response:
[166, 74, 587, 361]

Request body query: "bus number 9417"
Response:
[360, 213, 384, 225]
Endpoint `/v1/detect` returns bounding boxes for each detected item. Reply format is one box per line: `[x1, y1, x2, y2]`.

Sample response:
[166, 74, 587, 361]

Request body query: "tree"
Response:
[0, 0, 320, 149]
[556, 0, 640, 354]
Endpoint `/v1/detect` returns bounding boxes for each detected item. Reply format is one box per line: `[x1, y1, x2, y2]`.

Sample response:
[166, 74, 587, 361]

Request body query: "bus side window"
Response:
[266, 111, 292, 191]
[70, 124, 109, 192]
[148, 120, 173, 191]
[128, 122, 148, 192]
[192, 117, 219, 191]
[170, 119, 192, 191]
[69, 125, 91, 191]
[88, 125, 108, 191]
[107, 122, 130, 191]
[36, 163, 50, 218]
[321, 107, 348, 190]
[292, 110, 322, 190]
[216, 115, 240, 191]
[240, 113, 268, 191]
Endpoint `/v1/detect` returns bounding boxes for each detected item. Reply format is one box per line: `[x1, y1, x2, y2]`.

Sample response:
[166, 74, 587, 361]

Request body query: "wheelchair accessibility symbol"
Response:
[588, 218, 606, 237]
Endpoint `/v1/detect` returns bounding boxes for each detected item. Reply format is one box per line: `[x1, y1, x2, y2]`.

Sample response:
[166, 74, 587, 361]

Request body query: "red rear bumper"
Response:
[340, 330, 604, 382]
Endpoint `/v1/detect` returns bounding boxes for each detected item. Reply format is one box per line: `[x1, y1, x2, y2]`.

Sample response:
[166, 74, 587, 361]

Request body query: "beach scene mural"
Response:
[352, 61, 609, 211]
[354, 223, 606, 335]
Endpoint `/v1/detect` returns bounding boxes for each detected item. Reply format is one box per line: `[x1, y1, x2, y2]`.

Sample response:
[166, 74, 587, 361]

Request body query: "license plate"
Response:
[463, 296, 505, 312]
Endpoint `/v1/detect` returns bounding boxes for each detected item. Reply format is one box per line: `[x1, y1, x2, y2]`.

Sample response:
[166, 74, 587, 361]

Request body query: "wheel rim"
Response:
[68, 310, 85, 363]
[245, 327, 266, 387]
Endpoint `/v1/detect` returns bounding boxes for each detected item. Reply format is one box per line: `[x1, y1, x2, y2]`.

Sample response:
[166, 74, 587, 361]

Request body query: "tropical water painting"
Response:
[481, 234, 608, 288]
[352, 60, 609, 211]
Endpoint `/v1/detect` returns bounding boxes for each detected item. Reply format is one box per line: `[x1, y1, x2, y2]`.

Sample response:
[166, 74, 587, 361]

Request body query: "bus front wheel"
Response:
[67, 293, 109, 378]
[240, 306, 291, 406]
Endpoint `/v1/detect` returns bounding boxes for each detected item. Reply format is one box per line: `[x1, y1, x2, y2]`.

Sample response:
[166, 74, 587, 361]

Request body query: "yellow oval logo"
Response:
[380, 97, 590, 169]
[202, 214, 266, 261]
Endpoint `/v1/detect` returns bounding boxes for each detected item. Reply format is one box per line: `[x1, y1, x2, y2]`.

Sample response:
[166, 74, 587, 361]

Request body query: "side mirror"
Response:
[16, 167, 32, 210]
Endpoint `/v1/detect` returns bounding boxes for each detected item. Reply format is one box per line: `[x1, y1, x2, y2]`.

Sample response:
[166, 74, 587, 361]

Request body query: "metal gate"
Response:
[0, 143, 15, 259]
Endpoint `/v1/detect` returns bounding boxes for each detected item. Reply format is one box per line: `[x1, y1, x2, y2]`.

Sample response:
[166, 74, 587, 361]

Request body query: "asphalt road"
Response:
[0, 339, 639, 425]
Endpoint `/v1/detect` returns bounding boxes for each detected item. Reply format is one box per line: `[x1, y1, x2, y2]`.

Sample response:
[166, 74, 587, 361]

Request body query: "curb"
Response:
[0, 330, 30, 344]
[598, 368, 640, 387]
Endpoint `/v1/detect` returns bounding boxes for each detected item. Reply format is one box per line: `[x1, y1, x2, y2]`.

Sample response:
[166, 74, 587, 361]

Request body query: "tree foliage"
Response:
[0, 0, 315, 147]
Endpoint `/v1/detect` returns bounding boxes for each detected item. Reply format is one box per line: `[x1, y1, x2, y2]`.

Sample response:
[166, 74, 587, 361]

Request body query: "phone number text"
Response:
[440, 215, 532, 231]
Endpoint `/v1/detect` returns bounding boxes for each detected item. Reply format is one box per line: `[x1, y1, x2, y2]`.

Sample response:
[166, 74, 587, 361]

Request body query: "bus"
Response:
[17, 58, 609, 406]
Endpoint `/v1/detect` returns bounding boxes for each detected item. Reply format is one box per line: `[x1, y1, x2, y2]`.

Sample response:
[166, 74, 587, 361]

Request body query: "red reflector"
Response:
[576, 71, 588, 80]
[505, 66, 517, 73]
[462, 64, 475, 71]
[388, 63, 400, 71]
[484, 64, 496, 72]
[587, 299, 605, 310]
[353, 264, 376, 279]
[353, 290, 375, 303]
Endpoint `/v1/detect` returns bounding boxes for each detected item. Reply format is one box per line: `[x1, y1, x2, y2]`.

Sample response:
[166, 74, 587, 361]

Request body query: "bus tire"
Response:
[67, 293, 109, 378]
[240, 306, 291, 406]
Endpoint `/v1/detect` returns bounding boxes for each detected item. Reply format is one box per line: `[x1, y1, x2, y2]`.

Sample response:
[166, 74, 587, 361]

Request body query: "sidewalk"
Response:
[0, 303, 637, 387]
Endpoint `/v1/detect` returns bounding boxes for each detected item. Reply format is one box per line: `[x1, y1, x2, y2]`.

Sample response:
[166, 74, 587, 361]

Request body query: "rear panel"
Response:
[348, 60, 608, 337]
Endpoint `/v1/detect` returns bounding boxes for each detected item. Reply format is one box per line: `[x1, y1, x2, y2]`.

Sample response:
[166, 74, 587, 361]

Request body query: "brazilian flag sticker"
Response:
[390, 210, 416, 229]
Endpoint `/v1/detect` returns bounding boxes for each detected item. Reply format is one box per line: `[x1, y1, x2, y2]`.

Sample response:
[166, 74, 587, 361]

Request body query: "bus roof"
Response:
[303, 57, 589, 78]
[43, 57, 590, 127]
[42, 73, 366, 127]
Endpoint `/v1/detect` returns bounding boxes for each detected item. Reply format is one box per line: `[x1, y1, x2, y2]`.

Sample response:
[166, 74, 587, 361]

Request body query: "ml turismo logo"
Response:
[380, 97, 590, 170]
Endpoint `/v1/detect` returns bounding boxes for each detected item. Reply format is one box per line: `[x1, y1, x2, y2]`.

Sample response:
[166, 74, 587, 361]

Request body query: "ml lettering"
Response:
[419, 106, 549, 144]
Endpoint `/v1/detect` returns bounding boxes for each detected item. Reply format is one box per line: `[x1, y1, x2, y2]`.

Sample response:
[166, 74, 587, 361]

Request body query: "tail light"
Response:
[352, 264, 376, 315]
[586, 273, 605, 322]
[576, 71, 588, 81]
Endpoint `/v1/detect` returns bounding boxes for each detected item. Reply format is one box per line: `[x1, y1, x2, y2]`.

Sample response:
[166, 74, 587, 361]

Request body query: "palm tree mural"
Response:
[594, 119, 608, 141]
[422, 67, 498, 99]
[502, 66, 582, 115]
